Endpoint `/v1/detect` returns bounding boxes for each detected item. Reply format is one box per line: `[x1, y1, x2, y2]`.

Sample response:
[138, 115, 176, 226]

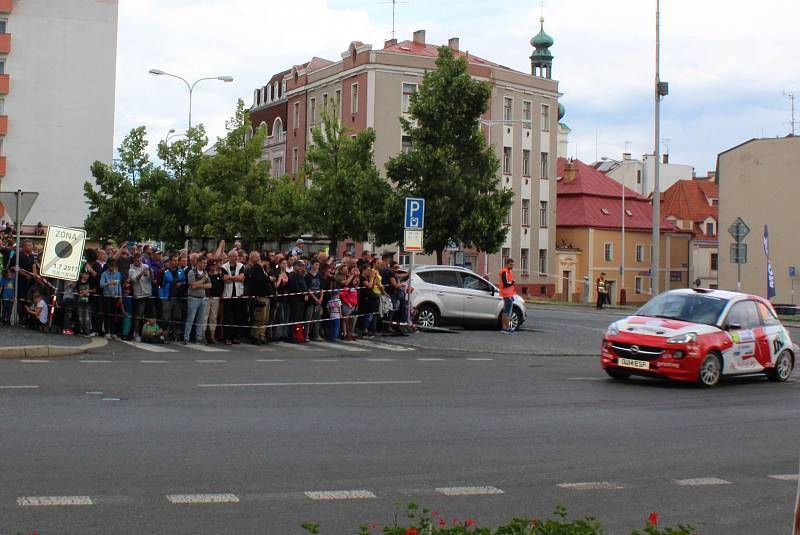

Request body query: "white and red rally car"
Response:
[601, 288, 796, 387]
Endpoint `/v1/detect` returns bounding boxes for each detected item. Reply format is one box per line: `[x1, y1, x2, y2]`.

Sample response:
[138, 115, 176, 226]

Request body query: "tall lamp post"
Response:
[148, 69, 234, 128]
[651, 0, 668, 296]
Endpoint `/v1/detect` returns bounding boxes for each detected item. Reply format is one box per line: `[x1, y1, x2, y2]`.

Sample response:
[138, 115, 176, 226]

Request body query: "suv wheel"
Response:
[508, 309, 522, 331]
[416, 305, 440, 328]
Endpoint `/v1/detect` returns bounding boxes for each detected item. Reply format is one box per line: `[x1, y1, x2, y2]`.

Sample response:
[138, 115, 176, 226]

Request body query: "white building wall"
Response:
[1, 0, 118, 228]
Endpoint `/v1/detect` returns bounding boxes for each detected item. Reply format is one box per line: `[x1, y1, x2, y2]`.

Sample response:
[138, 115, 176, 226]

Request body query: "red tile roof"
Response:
[556, 158, 678, 232]
[660, 179, 718, 222]
[382, 40, 515, 72]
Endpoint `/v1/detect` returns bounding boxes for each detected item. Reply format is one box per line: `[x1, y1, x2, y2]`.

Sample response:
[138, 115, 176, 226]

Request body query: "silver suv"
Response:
[409, 265, 527, 331]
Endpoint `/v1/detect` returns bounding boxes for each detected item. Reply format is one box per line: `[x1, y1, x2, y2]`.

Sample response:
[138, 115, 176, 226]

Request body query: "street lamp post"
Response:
[148, 69, 234, 128]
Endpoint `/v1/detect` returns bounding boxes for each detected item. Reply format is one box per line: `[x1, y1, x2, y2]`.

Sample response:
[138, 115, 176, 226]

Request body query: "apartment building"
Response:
[0, 0, 118, 228]
[248, 20, 561, 296]
[594, 152, 694, 197]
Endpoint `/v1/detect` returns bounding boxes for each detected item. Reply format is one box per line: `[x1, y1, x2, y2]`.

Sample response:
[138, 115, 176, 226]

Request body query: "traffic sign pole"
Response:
[11, 190, 20, 325]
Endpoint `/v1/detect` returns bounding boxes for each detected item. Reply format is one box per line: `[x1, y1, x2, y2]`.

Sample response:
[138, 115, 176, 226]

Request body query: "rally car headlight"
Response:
[666, 332, 697, 344]
[607, 323, 620, 336]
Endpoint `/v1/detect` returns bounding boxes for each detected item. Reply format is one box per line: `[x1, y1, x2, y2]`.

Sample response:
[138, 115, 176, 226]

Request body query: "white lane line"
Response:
[308, 341, 368, 352]
[557, 482, 623, 490]
[417, 358, 444, 361]
[198, 380, 422, 388]
[166, 493, 239, 504]
[257, 347, 277, 352]
[102, 397, 121, 401]
[769, 474, 800, 481]
[282, 344, 323, 352]
[255, 358, 285, 362]
[305, 490, 376, 500]
[185, 344, 230, 353]
[20, 359, 51, 363]
[673, 477, 731, 486]
[467, 358, 494, 361]
[119, 340, 178, 353]
[79, 360, 113, 363]
[313, 359, 340, 362]
[568, 377, 608, 381]
[436, 486, 504, 496]
[345, 339, 415, 352]
[18, 496, 93, 506]
[195, 359, 227, 363]
[0, 385, 39, 389]
[85, 391, 104, 395]
[366, 358, 395, 362]
[140, 360, 169, 363]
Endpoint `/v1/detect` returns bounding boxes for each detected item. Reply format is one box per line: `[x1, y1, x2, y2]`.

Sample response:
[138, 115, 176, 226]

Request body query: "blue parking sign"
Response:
[790, 266, 796, 278]
[404, 197, 425, 229]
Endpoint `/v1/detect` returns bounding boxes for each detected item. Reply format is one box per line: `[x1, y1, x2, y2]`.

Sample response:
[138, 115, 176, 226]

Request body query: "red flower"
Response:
[368, 524, 381, 529]
[439, 518, 448, 527]
[405, 528, 419, 535]
[431, 511, 439, 516]
[649, 512, 660, 526]
[465, 519, 476, 527]
[452, 518, 461, 526]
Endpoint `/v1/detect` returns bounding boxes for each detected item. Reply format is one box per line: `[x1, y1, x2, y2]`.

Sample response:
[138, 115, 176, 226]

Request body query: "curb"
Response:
[0, 337, 108, 359]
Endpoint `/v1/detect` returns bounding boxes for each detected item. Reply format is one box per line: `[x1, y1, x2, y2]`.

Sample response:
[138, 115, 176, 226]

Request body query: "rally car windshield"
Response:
[636, 293, 728, 326]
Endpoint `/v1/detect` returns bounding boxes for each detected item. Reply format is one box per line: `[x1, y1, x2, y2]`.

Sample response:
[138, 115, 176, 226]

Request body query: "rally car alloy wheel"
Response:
[698, 353, 722, 388]
[767, 351, 793, 382]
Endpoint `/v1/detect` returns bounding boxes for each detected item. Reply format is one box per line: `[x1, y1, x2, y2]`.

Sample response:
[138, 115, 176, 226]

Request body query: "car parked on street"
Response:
[408, 265, 527, 331]
[601, 288, 796, 387]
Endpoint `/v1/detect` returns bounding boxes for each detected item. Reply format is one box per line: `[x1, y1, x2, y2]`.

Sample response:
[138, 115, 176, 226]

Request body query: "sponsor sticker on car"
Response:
[618, 358, 650, 370]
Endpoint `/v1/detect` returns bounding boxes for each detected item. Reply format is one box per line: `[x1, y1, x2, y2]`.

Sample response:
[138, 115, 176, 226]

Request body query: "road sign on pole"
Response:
[0, 191, 39, 225]
[727, 217, 750, 242]
[40, 225, 87, 281]
[404, 229, 423, 252]
[404, 197, 425, 229]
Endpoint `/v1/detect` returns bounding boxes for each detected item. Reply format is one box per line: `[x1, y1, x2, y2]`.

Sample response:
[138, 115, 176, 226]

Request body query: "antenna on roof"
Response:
[383, 0, 409, 40]
[784, 91, 797, 136]
[624, 140, 632, 153]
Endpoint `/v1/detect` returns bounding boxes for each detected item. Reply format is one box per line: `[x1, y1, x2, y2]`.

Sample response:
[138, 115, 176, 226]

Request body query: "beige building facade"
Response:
[717, 136, 800, 302]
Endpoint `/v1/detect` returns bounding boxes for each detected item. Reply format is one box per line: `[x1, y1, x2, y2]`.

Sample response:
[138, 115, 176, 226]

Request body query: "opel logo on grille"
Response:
[629, 345, 641, 355]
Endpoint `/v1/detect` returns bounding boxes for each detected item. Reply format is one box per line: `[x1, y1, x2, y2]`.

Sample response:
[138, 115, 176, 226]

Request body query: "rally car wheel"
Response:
[767, 351, 793, 382]
[605, 368, 631, 380]
[697, 353, 722, 388]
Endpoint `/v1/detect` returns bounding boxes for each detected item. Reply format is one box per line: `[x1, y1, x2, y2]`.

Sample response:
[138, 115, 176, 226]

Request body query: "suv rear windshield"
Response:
[636, 292, 728, 326]
[417, 270, 460, 288]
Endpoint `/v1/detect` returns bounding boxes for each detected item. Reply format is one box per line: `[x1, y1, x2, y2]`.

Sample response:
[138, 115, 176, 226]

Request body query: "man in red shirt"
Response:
[499, 258, 517, 335]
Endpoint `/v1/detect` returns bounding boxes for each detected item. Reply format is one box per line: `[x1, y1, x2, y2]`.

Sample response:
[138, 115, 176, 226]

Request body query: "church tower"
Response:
[530, 16, 554, 79]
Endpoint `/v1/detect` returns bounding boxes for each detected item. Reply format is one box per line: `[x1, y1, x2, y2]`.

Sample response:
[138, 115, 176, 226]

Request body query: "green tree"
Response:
[83, 127, 150, 241]
[256, 174, 306, 243]
[303, 110, 392, 253]
[385, 46, 514, 263]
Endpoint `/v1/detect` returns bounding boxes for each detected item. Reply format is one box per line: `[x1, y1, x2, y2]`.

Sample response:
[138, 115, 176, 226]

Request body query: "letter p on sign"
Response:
[404, 197, 425, 229]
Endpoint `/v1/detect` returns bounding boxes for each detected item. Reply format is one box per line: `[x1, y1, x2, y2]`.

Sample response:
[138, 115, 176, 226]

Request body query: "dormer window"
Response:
[601, 208, 609, 215]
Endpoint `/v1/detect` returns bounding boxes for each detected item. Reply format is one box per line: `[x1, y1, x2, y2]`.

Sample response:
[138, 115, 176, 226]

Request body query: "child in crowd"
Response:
[77, 271, 92, 335]
[25, 291, 48, 332]
[62, 280, 76, 335]
[141, 317, 165, 344]
[327, 289, 342, 341]
[0, 268, 14, 324]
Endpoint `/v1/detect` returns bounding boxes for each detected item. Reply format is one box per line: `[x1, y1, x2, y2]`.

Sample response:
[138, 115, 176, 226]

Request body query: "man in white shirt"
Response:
[221, 249, 246, 345]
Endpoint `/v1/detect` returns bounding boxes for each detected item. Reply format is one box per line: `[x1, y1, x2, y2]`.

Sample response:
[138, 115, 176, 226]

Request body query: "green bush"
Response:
[302, 504, 696, 535]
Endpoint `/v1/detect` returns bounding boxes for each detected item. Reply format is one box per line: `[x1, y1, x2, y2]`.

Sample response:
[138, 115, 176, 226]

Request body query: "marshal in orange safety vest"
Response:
[499, 263, 516, 298]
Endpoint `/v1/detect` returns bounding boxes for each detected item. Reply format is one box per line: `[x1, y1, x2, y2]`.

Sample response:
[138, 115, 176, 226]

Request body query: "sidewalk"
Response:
[0, 326, 107, 358]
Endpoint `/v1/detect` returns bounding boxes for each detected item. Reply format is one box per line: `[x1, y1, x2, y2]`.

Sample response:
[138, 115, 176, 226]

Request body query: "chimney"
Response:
[413, 29, 426, 45]
[662, 153, 669, 164]
[564, 160, 577, 183]
[622, 152, 631, 160]
[384, 38, 397, 48]
[448, 37, 459, 52]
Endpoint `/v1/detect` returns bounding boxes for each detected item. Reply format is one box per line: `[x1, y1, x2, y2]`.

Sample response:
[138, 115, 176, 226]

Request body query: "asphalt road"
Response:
[1, 306, 798, 535]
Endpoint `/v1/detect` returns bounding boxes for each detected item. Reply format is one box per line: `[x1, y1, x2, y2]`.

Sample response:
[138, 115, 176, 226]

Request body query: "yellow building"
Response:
[555, 159, 692, 304]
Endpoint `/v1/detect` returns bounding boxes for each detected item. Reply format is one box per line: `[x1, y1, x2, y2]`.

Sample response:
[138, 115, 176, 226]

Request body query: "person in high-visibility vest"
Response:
[499, 257, 517, 334]
[596, 273, 608, 309]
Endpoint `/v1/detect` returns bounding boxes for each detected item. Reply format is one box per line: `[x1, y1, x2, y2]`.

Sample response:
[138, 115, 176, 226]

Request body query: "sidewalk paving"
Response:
[0, 326, 107, 358]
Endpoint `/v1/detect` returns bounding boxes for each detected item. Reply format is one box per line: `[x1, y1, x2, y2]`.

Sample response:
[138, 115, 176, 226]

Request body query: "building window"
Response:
[501, 247, 511, 264]
[540, 152, 549, 179]
[636, 244, 645, 263]
[522, 101, 532, 122]
[635, 276, 643, 294]
[0, 60, 5, 75]
[503, 206, 511, 226]
[503, 97, 513, 121]
[292, 148, 299, 174]
[351, 83, 359, 114]
[706, 222, 715, 236]
[293, 102, 300, 129]
[281, 79, 287, 96]
[402, 83, 416, 113]
[273, 157, 284, 178]
[401, 135, 412, 153]
[604, 242, 613, 262]
[309, 97, 316, 125]
[503, 147, 512, 174]
[335, 89, 342, 118]
[522, 150, 531, 177]
[521, 248, 530, 276]
[322, 93, 328, 115]
[711, 253, 719, 271]
[711, 198, 719, 206]
[0, 19, 7, 34]
[0, 98, 5, 115]
[540, 104, 550, 131]
[538, 249, 547, 275]
[539, 201, 548, 228]
[521, 199, 530, 226]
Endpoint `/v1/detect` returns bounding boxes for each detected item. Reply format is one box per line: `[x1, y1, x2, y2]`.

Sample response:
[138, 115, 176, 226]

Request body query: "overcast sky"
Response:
[116, 0, 799, 174]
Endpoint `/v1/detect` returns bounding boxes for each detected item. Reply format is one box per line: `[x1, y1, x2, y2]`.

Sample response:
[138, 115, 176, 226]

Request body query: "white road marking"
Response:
[18, 496, 93, 506]
[20, 359, 50, 363]
[417, 358, 444, 361]
[436, 486, 504, 496]
[80, 360, 113, 363]
[308, 341, 368, 352]
[140, 360, 169, 363]
[102, 397, 121, 401]
[346, 339, 415, 352]
[305, 490, 376, 500]
[166, 493, 239, 504]
[257, 347, 276, 352]
[366, 358, 395, 362]
[313, 359, 339, 362]
[255, 359, 285, 362]
[673, 477, 731, 486]
[0, 385, 39, 389]
[568, 377, 608, 381]
[467, 358, 494, 361]
[85, 391, 104, 395]
[198, 380, 422, 388]
[282, 344, 323, 352]
[769, 474, 800, 481]
[557, 482, 623, 490]
[119, 340, 178, 353]
[185, 344, 230, 353]
[195, 359, 227, 363]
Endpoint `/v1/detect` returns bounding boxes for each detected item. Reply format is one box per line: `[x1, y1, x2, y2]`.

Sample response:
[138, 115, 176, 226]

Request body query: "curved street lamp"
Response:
[148, 69, 234, 128]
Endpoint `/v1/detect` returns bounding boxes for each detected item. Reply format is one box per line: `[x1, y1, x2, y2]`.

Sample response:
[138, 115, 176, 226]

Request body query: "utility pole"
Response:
[651, 0, 666, 296]
[784, 91, 797, 136]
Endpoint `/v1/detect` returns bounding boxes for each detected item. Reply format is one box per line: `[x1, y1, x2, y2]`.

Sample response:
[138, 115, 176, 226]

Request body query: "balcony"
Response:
[0, 74, 9, 94]
[0, 115, 7, 135]
[0, 157, 6, 177]
[264, 130, 287, 148]
[0, 0, 12, 14]
[0, 33, 9, 54]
